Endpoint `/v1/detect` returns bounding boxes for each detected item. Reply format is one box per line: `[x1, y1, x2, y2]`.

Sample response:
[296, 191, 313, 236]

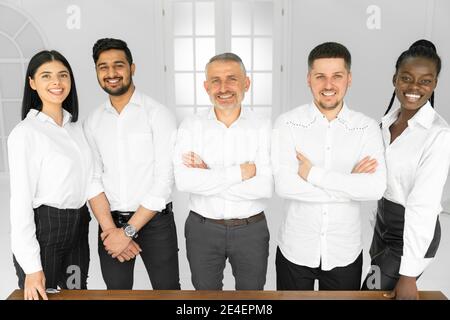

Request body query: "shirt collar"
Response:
[28, 108, 72, 126]
[308, 101, 351, 122]
[207, 105, 248, 121]
[382, 101, 435, 130]
[104, 89, 143, 113]
[408, 101, 435, 129]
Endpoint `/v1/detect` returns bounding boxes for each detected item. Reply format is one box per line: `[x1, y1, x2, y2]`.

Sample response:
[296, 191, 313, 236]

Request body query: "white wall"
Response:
[0, 0, 449, 299]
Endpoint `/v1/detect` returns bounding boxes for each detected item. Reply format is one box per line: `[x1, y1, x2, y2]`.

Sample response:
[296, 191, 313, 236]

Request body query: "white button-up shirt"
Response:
[273, 102, 386, 270]
[83, 90, 177, 212]
[8, 109, 95, 274]
[174, 107, 273, 219]
[382, 102, 450, 277]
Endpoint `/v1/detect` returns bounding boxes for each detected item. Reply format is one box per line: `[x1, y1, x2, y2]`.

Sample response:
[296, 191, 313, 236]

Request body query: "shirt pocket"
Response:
[128, 132, 154, 165]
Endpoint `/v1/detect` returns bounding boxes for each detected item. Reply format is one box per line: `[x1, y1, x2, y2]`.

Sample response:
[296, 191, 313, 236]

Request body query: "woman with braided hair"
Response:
[362, 40, 450, 299]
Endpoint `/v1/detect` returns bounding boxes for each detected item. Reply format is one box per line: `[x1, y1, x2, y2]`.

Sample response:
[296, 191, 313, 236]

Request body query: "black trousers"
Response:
[13, 204, 91, 290]
[361, 198, 441, 290]
[98, 203, 181, 290]
[276, 247, 363, 290]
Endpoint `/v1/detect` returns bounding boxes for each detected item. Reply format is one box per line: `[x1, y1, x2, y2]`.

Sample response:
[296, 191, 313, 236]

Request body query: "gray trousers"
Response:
[185, 211, 270, 290]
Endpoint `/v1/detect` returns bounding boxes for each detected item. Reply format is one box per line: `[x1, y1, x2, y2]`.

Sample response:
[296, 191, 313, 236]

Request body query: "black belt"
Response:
[191, 211, 265, 227]
[111, 202, 173, 226]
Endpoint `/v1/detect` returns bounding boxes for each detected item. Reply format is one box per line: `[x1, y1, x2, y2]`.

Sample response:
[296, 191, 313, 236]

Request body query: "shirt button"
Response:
[323, 212, 327, 215]
[321, 232, 325, 236]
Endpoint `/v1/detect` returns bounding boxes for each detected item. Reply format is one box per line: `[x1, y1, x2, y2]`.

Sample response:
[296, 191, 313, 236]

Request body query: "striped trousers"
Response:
[13, 204, 91, 290]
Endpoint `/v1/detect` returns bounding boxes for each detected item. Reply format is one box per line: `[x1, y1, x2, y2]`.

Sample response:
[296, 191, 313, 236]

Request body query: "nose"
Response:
[219, 81, 227, 93]
[106, 66, 117, 78]
[324, 77, 334, 89]
[53, 75, 62, 85]
[411, 80, 421, 89]
[107, 68, 114, 78]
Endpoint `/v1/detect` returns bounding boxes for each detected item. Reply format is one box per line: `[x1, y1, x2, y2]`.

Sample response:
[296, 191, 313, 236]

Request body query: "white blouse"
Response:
[8, 109, 95, 274]
[382, 101, 450, 277]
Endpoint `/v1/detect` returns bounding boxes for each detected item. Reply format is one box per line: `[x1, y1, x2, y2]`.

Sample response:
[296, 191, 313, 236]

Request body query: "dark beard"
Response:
[102, 80, 132, 96]
[319, 101, 341, 110]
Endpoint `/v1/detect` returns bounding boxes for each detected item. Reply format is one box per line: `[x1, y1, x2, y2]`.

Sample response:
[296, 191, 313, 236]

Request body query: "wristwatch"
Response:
[122, 223, 138, 239]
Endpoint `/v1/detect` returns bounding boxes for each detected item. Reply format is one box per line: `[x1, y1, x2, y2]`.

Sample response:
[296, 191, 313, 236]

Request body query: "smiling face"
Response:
[307, 58, 352, 112]
[394, 56, 438, 111]
[204, 60, 250, 111]
[95, 49, 135, 96]
[29, 60, 71, 109]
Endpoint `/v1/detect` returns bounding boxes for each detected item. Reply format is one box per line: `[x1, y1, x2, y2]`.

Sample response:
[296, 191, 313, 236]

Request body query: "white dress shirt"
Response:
[382, 102, 450, 277]
[83, 90, 177, 212]
[273, 102, 386, 270]
[8, 109, 95, 274]
[174, 107, 273, 219]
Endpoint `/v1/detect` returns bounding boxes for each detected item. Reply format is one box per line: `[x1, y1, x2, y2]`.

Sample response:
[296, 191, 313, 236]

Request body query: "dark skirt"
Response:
[369, 197, 441, 278]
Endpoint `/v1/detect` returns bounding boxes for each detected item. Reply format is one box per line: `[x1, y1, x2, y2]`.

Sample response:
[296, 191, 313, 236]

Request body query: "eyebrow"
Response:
[312, 71, 345, 75]
[97, 60, 126, 66]
[399, 71, 435, 77]
[38, 70, 69, 75]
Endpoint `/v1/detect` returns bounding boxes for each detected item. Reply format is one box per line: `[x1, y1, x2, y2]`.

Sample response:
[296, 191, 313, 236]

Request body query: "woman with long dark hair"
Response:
[8, 50, 95, 300]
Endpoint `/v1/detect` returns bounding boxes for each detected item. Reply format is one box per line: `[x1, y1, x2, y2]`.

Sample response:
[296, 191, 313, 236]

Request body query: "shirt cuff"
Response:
[140, 196, 167, 212]
[18, 254, 43, 275]
[399, 256, 432, 277]
[226, 165, 243, 184]
[87, 180, 104, 200]
[307, 166, 326, 187]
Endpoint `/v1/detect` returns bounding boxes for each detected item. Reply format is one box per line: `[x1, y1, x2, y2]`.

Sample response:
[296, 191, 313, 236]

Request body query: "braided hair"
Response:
[383, 39, 441, 116]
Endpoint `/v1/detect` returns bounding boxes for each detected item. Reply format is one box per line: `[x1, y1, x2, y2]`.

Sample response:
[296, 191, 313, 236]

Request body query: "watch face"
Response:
[125, 225, 135, 237]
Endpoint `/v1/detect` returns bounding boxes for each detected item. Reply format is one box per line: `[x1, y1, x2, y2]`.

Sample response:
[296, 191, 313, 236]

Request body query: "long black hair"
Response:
[383, 39, 441, 116]
[22, 50, 79, 122]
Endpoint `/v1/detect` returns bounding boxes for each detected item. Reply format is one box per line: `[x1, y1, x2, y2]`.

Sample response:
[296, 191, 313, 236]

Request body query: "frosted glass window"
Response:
[0, 35, 20, 59]
[174, 38, 193, 71]
[175, 73, 194, 105]
[254, 1, 273, 35]
[14, 23, 45, 59]
[196, 107, 210, 114]
[2, 101, 21, 135]
[173, 2, 193, 36]
[175, 107, 195, 124]
[231, 1, 251, 35]
[0, 6, 26, 37]
[196, 72, 210, 105]
[253, 38, 272, 70]
[253, 73, 272, 105]
[0, 64, 23, 98]
[231, 38, 252, 70]
[195, 38, 215, 70]
[195, 2, 215, 35]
